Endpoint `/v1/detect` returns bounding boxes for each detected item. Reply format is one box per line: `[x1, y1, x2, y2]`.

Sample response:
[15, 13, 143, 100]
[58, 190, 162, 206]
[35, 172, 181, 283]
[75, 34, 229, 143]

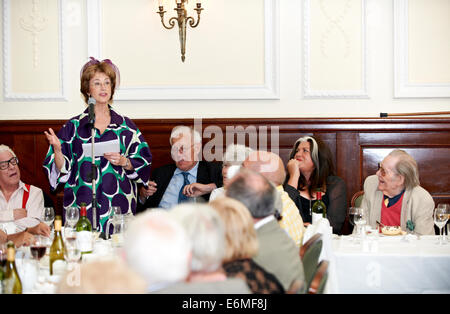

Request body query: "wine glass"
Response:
[42, 207, 55, 229]
[348, 207, 358, 242]
[437, 204, 450, 242]
[30, 235, 50, 262]
[65, 207, 79, 228]
[434, 205, 449, 245]
[353, 207, 368, 243]
[64, 232, 81, 264]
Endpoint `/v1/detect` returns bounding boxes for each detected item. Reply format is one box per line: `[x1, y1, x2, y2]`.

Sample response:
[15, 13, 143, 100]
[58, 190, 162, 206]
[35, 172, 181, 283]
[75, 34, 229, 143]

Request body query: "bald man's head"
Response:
[243, 151, 286, 186]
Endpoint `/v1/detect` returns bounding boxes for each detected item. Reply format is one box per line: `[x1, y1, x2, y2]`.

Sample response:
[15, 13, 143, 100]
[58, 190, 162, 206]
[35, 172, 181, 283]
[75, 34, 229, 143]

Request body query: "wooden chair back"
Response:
[299, 233, 323, 290]
[308, 260, 329, 294]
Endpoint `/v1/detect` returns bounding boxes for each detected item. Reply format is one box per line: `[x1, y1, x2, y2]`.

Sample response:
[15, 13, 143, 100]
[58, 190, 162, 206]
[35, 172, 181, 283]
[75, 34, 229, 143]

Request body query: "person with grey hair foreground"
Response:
[362, 149, 435, 235]
[124, 209, 192, 292]
[226, 169, 305, 292]
[138, 126, 222, 211]
[159, 203, 250, 294]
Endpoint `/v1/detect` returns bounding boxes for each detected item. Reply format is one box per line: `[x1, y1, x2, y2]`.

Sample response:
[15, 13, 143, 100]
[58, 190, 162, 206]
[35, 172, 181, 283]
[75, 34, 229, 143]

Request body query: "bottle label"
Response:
[55, 219, 62, 231]
[52, 259, 67, 276]
[77, 231, 93, 253]
[312, 213, 323, 225]
[7, 247, 15, 261]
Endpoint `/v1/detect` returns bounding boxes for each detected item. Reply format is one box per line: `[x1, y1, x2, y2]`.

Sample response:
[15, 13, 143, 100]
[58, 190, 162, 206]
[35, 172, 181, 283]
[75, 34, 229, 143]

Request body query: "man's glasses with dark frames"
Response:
[0, 157, 19, 170]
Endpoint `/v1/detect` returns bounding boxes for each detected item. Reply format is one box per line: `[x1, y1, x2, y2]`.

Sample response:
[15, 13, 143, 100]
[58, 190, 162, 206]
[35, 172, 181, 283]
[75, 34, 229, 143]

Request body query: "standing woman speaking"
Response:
[43, 58, 152, 233]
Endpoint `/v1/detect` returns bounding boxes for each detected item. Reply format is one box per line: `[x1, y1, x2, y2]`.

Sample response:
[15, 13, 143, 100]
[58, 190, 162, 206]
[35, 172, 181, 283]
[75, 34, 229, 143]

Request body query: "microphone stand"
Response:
[88, 101, 98, 232]
[90, 125, 98, 232]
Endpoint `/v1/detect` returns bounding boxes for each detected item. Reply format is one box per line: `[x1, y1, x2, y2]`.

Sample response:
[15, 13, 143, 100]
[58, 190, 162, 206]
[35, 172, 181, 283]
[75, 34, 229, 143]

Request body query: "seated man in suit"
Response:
[0, 144, 50, 237]
[226, 168, 305, 292]
[138, 126, 222, 211]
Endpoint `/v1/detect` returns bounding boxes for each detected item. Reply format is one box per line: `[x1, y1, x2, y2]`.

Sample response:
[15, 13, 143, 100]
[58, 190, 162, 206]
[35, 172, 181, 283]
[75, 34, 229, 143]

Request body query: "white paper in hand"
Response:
[82, 139, 120, 158]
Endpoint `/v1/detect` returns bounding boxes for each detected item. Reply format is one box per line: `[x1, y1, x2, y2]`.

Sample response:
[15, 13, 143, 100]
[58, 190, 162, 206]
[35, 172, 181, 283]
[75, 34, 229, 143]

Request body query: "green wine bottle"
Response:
[76, 202, 93, 254]
[3, 241, 22, 294]
[49, 216, 66, 275]
[311, 190, 327, 224]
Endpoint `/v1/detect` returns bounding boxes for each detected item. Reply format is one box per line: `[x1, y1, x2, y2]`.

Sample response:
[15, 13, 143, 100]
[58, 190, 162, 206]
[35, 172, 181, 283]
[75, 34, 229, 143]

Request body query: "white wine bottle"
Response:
[49, 215, 66, 275]
[3, 241, 22, 294]
[311, 190, 327, 224]
[76, 202, 93, 254]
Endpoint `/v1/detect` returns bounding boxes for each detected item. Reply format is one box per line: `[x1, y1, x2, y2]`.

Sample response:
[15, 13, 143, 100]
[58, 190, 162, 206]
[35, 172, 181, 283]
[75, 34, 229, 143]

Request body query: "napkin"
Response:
[302, 218, 333, 262]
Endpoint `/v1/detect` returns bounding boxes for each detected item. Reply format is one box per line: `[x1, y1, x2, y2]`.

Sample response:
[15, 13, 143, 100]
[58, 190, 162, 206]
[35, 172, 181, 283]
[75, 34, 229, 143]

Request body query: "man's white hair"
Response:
[223, 144, 253, 166]
[170, 126, 202, 145]
[0, 144, 16, 158]
[169, 203, 225, 273]
[124, 210, 192, 290]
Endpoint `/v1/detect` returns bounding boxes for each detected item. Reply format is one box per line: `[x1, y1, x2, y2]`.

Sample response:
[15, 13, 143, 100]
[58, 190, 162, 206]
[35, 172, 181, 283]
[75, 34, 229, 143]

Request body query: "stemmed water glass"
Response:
[64, 232, 81, 265]
[42, 207, 55, 229]
[348, 207, 358, 242]
[64, 207, 79, 239]
[434, 204, 449, 245]
[65, 207, 79, 227]
[353, 207, 368, 244]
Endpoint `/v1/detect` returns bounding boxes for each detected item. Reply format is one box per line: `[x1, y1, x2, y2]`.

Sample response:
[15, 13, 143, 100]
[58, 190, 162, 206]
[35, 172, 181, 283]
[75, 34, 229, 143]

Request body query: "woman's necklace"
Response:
[309, 198, 312, 216]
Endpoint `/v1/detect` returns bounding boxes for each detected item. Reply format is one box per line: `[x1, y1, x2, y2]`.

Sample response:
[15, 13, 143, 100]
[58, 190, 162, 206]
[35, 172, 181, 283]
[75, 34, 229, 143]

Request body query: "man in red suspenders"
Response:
[0, 145, 50, 246]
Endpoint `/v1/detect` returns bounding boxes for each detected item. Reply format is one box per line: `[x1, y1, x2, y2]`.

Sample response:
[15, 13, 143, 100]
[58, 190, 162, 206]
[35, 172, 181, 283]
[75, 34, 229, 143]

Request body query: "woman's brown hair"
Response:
[80, 58, 119, 104]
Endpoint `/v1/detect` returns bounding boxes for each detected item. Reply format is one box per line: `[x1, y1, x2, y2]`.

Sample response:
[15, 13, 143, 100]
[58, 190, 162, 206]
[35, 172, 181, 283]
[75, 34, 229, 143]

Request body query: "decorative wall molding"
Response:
[303, 0, 369, 98]
[394, 0, 450, 98]
[86, 0, 279, 100]
[2, 0, 67, 101]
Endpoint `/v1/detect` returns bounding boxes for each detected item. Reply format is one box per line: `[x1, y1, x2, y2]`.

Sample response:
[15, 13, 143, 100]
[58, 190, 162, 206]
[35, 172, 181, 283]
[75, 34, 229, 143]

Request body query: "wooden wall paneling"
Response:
[337, 132, 360, 235]
[1, 118, 449, 234]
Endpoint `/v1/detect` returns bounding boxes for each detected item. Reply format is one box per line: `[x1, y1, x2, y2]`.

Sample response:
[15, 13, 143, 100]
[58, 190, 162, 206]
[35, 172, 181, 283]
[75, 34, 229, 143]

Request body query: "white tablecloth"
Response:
[329, 235, 450, 294]
[15, 238, 119, 294]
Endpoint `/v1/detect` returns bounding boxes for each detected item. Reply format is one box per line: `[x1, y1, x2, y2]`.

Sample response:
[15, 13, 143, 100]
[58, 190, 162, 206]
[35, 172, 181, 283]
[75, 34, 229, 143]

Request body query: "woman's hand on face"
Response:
[287, 159, 301, 176]
[44, 128, 61, 152]
[286, 159, 301, 190]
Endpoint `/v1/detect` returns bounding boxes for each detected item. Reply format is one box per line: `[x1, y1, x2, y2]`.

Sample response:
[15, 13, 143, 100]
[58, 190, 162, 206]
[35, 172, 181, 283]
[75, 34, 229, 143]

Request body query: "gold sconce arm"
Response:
[156, 1, 204, 62]
[187, 4, 203, 28]
[157, 6, 176, 29]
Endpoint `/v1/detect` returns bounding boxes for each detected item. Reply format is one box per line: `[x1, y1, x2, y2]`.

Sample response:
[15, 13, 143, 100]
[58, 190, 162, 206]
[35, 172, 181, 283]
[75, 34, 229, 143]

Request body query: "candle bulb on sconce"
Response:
[156, 0, 204, 62]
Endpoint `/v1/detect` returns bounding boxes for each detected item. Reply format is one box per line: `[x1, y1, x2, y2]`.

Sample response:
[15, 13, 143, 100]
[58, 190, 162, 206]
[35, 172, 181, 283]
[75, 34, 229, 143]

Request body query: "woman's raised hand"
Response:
[44, 128, 61, 152]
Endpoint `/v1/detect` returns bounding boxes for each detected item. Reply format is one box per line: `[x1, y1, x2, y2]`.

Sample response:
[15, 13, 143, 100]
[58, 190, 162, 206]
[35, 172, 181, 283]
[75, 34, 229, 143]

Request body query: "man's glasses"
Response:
[0, 157, 19, 170]
[171, 144, 194, 155]
[377, 163, 387, 176]
[377, 162, 398, 177]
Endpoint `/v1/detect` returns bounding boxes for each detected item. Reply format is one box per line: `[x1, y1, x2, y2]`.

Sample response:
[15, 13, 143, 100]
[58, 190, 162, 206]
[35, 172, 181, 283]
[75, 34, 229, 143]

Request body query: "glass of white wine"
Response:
[434, 204, 449, 245]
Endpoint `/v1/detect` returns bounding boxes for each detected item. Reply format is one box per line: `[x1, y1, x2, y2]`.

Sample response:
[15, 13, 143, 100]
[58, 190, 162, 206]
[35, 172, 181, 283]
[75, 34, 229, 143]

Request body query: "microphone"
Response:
[88, 97, 96, 125]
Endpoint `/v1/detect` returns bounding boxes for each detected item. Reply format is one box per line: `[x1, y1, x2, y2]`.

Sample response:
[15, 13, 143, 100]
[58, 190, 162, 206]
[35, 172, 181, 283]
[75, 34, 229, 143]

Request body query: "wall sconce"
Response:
[157, 0, 204, 62]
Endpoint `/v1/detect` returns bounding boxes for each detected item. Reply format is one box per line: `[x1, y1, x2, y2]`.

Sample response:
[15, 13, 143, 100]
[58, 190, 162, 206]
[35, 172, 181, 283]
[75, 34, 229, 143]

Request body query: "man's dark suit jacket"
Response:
[136, 161, 223, 213]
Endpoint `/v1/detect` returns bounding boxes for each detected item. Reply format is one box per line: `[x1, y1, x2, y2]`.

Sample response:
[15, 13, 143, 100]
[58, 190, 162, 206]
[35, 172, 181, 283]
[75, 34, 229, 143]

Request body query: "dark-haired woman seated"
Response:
[284, 136, 347, 234]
